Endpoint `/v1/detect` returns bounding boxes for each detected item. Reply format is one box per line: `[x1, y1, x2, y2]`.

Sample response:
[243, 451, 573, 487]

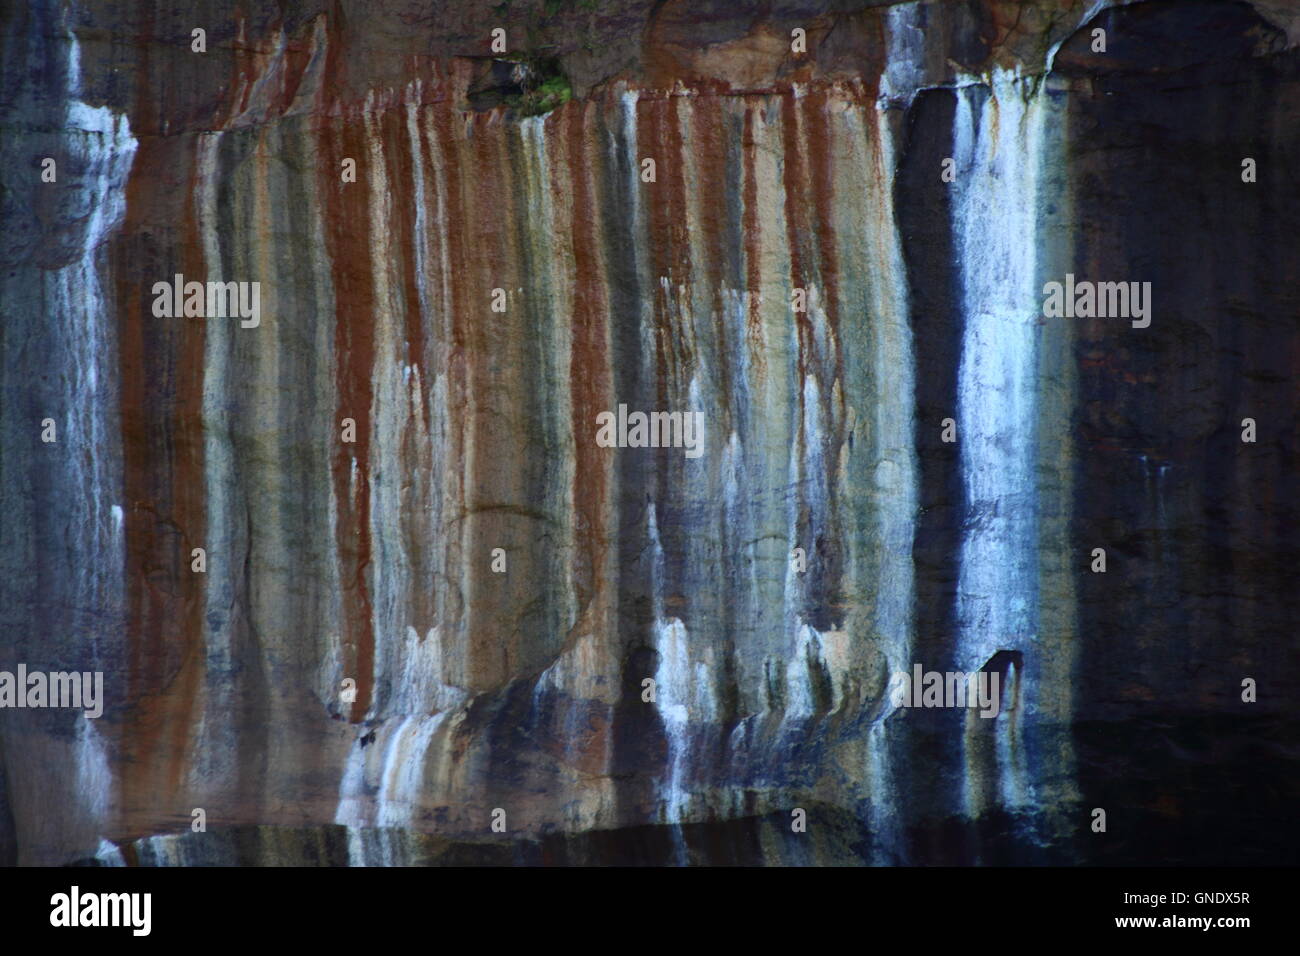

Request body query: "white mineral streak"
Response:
[952, 69, 1050, 820]
[57, 26, 135, 835]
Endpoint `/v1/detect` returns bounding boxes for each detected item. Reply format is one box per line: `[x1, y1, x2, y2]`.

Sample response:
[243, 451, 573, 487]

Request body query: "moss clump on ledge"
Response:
[505, 57, 572, 117]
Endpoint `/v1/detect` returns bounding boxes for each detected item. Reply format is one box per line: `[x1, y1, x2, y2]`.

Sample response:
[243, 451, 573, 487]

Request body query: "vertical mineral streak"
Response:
[0, 10, 136, 861]
[25, 0, 1295, 866]
[950, 69, 1075, 835]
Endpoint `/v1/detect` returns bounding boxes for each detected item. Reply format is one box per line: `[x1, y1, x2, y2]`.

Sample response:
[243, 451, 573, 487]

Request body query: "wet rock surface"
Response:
[1, 0, 1297, 865]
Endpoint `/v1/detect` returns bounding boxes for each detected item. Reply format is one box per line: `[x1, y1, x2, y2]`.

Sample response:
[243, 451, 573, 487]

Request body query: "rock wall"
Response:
[1, 0, 1296, 865]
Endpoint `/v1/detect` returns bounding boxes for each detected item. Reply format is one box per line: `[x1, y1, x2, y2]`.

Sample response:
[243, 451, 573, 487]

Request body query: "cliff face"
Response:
[1, 0, 1297, 866]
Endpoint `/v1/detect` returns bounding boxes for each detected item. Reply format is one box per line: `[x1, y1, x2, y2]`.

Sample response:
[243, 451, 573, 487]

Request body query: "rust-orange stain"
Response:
[780, 91, 816, 383]
[317, 25, 377, 721]
[690, 96, 740, 389]
[806, 89, 844, 384]
[110, 5, 212, 821]
[565, 100, 612, 616]
[741, 105, 765, 367]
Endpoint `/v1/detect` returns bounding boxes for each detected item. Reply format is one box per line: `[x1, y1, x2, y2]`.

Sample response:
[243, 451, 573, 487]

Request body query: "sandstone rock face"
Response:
[1, 0, 1296, 865]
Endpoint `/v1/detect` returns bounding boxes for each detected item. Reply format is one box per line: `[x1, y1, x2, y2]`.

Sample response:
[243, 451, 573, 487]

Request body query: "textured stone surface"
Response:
[1, 0, 1296, 865]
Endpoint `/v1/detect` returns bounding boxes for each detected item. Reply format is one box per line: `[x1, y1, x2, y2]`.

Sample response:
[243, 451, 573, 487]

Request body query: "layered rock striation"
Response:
[1, 0, 1297, 865]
